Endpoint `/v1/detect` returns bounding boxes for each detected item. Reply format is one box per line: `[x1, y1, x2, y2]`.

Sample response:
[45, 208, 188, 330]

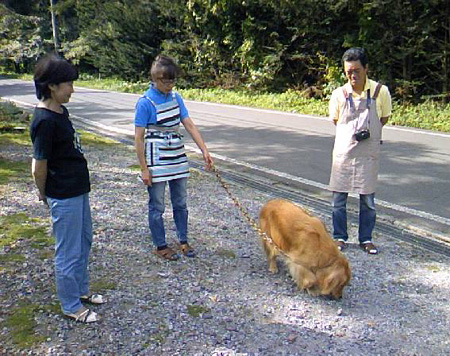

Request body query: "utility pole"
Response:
[49, 0, 61, 53]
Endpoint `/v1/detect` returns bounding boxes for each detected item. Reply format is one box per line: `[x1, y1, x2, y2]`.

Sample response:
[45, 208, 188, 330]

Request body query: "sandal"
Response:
[80, 294, 107, 305]
[335, 240, 346, 251]
[360, 242, 378, 254]
[152, 247, 180, 261]
[65, 307, 100, 323]
[179, 243, 196, 257]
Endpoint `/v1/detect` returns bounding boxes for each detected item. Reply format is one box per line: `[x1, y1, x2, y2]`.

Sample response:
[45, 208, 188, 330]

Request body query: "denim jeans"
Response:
[47, 193, 92, 314]
[147, 177, 188, 248]
[331, 192, 376, 244]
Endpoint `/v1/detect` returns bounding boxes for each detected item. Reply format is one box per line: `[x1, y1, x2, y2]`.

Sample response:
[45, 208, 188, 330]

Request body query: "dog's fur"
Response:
[259, 199, 351, 299]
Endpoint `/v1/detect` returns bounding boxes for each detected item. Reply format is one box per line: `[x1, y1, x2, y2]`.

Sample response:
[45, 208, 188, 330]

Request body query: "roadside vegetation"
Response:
[76, 77, 450, 133]
[3, 71, 449, 133]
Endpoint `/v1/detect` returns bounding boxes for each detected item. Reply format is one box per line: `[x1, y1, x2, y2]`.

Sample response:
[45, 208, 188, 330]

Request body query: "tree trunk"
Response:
[443, 15, 449, 104]
[50, 0, 61, 53]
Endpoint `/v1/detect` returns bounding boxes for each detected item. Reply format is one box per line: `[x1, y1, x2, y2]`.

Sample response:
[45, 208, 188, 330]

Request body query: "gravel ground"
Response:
[1, 135, 450, 356]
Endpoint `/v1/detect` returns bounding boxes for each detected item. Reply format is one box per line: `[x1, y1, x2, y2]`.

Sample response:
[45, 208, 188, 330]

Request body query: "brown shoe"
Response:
[360, 242, 378, 254]
[179, 243, 196, 257]
[152, 247, 180, 261]
[335, 240, 346, 251]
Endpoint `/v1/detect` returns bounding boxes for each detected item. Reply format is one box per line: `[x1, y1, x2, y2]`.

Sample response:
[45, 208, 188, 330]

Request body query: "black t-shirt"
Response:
[30, 106, 90, 199]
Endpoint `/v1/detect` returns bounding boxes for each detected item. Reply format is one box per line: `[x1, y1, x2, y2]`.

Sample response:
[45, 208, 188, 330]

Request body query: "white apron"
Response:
[143, 93, 190, 183]
[329, 83, 382, 194]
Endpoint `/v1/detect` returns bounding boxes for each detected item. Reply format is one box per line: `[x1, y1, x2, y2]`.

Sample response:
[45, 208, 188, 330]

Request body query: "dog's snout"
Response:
[324, 293, 342, 301]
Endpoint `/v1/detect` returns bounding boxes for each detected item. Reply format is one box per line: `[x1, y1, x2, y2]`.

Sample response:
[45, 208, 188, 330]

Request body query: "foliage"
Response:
[2, 1, 449, 103]
[0, 100, 30, 123]
[390, 101, 450, 132]
[76, 74, 149, 93]
[356, 0, 450, 103]
[0, 2, 49, 73]
[0, 100, 31, 146]
[178, 88, 328, 116]
[60, 0, 162, 80]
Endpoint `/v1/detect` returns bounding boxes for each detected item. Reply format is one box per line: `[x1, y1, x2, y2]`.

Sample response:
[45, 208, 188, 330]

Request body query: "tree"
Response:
[61, 0, 161, 80]
[0, 3, 46, 73]
[1, 0, 448, 101]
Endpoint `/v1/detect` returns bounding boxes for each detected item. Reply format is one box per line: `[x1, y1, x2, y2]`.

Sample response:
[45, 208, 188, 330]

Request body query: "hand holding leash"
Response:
[203, 151, 214, 171]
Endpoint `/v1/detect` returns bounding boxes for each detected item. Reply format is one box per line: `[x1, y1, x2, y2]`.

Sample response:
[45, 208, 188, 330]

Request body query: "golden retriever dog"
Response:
[259, 199, 351, 299]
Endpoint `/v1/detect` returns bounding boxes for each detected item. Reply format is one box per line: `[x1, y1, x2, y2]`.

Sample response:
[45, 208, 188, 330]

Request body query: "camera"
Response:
[354, 129, 370, 141]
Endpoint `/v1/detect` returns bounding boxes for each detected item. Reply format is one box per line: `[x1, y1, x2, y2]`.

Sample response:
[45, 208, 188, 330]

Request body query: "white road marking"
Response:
[187, 146, 450, 227]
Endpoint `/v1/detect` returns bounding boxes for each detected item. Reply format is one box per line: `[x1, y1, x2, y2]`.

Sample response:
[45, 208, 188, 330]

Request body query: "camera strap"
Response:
[343, 83, 382, 132]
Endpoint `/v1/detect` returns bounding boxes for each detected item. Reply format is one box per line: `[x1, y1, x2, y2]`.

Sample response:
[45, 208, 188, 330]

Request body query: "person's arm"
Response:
[181, 117, 213, 170]
[379, 85, 392, 126]
[329, 90, 340, 126]
[134, 126, 152, 186]
[31, 158, 48, 205]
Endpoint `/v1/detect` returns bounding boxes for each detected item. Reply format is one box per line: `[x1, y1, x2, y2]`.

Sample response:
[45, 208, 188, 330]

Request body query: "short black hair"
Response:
[150, 55, 180, 81]
[342, 47, 369, 67]
[33, 53, 78, 100]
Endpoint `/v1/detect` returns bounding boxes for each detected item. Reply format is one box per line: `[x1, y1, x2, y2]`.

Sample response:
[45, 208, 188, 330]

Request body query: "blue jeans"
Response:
[47, 193, 92, 314]
[147, 178, 188, 248]
[331, 192, 376, 244]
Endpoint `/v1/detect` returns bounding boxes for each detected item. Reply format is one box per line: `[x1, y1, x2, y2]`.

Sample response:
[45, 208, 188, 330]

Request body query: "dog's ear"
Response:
[320, 263, 350, 299]
[301, 270, 317, 290]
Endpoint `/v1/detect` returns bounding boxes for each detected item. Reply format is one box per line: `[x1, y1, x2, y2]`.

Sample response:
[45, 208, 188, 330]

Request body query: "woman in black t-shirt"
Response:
[30, 54, 106, 323]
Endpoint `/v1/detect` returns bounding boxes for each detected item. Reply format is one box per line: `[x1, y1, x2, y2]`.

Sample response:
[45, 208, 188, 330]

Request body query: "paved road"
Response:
[1, 78, 449, 236]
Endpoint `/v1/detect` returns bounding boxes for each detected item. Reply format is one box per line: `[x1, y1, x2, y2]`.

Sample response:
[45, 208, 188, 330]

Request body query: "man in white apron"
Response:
[329, 48, 392, 254]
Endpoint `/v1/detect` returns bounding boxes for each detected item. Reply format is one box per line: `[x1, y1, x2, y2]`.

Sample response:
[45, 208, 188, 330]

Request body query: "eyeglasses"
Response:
[157, 78, 176, 85]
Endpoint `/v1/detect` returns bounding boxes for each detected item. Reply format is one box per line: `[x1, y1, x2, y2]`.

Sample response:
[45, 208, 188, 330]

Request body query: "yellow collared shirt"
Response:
[329, 78, 392, 124]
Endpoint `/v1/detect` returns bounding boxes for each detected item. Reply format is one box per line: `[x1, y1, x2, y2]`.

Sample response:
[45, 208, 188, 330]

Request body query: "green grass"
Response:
[2, 73, 449, 132]
[4, 302, 46, 348]
[41, 302, 61, 315]
[0, 213, 50, 248]
[186, 304, 210, 317]
[127, 164, 141, 171]
[0, 129, 30, 146]
[0, 72, 32, 81]
[0, 253, 26, 263]
[89, 278, 117, 293]
[391, 101, 450, 132]
[179, 88, 328, 116]
[1, 301, 60, 348]
[78, 130, 119, 147]
[215, 247, 236, 259]
[77, 75, 149, 93]
[425, 265, 441, 272]
[0, 158, 30, 185]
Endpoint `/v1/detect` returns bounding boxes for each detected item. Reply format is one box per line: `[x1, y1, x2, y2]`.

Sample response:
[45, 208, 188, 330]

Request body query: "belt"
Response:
[146, 125, 180, 134]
